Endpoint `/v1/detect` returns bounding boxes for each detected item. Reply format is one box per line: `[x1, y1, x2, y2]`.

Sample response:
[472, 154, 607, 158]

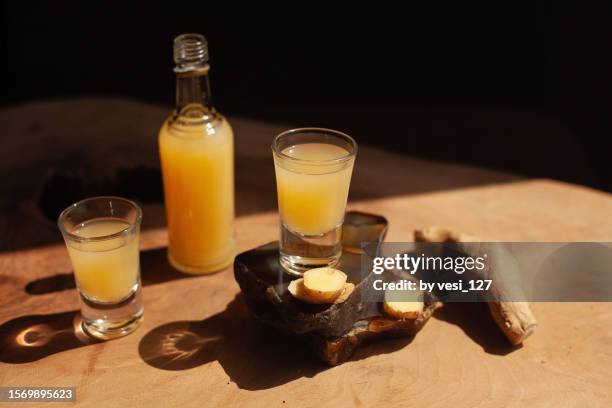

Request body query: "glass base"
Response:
[279, 223, 342, 276]
[167, 244, 235, 275]
[279, 253, 341, 276]
[79, 283, 143, 340]
[82, 309, 143, 340]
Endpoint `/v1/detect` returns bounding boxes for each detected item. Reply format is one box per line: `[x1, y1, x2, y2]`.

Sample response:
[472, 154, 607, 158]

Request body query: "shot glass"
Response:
[58, 196, 144, 340]
[272, 128, 357, 275]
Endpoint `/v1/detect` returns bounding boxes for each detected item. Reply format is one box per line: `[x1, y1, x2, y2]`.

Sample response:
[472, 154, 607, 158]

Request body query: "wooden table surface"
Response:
[1, 99, 611, 407]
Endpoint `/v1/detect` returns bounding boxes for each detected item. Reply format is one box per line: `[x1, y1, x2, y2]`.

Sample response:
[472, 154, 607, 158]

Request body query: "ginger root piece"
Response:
[303, 267, 347, 302]
[288, 278, 354, 305]
[415, 226, 537, 345]
[487, 301, 537, 345]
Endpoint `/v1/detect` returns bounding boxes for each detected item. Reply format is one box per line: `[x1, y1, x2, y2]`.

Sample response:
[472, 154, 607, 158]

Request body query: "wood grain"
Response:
[1, 99, 611, 407]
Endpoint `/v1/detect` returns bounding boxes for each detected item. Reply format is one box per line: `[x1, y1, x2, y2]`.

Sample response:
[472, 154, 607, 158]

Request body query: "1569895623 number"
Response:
[0, 387, 75, 402]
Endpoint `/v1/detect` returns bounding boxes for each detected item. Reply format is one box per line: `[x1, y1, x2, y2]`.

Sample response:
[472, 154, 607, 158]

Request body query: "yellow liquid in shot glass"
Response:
[275, 143, 354, 236]
[66, 219, 139, 303]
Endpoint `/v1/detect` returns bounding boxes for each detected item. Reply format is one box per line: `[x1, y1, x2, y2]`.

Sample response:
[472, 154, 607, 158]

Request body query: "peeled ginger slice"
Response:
[302, 267, 347, 302]
[383, 289, 424, 319]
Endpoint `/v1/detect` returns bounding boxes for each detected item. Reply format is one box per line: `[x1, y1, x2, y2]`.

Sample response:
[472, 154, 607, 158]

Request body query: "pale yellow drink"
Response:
[66, 218, 139, 303]
[275, 143, 354, 236]
[159, 115, 235, 273]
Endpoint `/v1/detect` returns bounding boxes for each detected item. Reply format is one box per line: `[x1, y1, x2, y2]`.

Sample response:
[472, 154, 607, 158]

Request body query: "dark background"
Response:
[2, 1, 610, 191]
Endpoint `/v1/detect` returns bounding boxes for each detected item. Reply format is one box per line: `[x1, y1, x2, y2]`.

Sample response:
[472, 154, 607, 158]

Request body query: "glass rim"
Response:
[271, 127, 358, 165]
[57, 196, 143, 243]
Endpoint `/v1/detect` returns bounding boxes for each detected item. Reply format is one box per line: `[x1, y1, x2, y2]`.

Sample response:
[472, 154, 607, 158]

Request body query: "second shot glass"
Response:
[58, 196, 144, 340]
[272, 128, 357, 275]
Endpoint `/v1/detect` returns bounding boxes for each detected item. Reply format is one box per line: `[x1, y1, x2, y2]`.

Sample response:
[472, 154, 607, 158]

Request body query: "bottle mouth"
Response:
[174, 33, 209, 66]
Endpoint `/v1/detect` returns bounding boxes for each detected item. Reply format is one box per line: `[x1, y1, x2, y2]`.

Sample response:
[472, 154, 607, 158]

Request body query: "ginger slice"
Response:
[383, 289, 424, 319]
[302, 267, 347, 302]
[288, 279, 354, 305]
[287, 278, 309, 303]
[383, 300, 423, 319]
[288, 278, 332, 304]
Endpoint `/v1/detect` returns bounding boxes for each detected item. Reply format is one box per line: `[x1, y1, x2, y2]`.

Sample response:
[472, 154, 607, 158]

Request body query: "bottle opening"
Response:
[174, 33, 209, 66]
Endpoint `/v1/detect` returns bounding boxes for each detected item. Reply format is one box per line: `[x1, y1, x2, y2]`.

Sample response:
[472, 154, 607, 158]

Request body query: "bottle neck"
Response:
[174, 64, 215, 118]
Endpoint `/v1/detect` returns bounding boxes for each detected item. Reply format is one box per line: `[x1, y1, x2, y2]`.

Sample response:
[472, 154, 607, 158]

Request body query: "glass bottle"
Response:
[159, 33, 235, 274]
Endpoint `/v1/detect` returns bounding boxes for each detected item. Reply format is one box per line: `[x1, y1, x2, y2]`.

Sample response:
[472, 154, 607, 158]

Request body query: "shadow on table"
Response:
[433, 302, 520, 356]
[1, 247, 203, 364]
[25, 247, 199, 295]
[0, 310, 100, 364]
[138, 294, 410, 390]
